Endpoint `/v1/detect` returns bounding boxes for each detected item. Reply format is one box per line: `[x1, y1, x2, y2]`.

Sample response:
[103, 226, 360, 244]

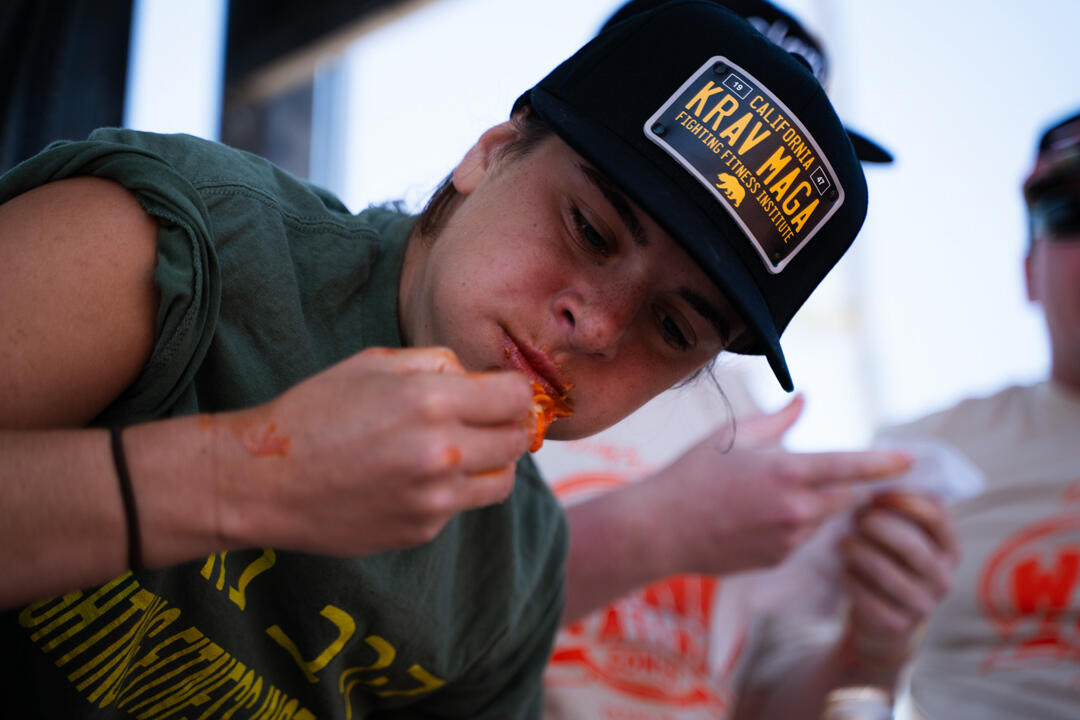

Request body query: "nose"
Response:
[552, 286, 637, 360]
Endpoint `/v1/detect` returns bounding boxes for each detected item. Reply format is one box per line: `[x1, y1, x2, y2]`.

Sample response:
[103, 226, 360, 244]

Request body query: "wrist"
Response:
[109, 426, 143, 572]
[205, 406, 273, 551]
[121, 412, 247, 568]
[840, 623, 923, 674]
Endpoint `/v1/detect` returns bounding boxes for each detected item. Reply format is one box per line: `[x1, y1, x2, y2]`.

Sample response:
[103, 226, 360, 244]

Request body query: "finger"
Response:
[443, 423, 531, 475]
[458, 464, 518, 508]
[843, 535, 940, 620]
[854, 510, 953, 596]
[359, 346, 466, 375]
[793, 450, 913, 488]
[405, 371, 533, 426]
[453, 372, 534, 425]
[871, 491, 956, 553]
[844, 567, 922, 639]
[733, 393, 805, 448]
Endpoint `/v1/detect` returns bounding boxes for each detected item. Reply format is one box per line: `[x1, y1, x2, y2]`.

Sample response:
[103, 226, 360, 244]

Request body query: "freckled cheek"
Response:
[485, 249, 564, 306]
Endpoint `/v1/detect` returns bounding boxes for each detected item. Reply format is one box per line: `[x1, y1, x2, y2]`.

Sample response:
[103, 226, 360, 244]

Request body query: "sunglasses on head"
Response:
[1029, 190, 1080, 241]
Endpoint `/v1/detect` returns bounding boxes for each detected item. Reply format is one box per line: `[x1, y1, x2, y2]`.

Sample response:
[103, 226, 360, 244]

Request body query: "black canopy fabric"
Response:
[0, 0, 411, 174]
[226, 0, 400, 85]
[0, 0, 134, 173]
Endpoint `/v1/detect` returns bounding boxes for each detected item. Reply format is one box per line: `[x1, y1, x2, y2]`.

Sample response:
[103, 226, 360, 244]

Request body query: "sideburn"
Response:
[415, 174, 461, 247]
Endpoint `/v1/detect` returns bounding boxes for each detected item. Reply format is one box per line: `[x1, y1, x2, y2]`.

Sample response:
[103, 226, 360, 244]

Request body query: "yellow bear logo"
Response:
[714, 173, 745, 207]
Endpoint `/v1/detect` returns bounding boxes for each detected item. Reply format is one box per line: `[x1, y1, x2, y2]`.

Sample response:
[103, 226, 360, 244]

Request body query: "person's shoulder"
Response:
[88, 128, 354, 213]
[86, 128, 242, 174]
[878, 383, 1036, 443]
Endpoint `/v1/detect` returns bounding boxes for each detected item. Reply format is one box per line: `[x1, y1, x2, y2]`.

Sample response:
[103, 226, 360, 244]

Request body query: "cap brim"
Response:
[846, 127, 893, 164]
[529, 86, 795, 392]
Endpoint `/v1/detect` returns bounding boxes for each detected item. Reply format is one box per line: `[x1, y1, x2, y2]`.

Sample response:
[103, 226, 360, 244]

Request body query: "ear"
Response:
[452, 121, 520, 195]
[1024, 249, 1039, 303]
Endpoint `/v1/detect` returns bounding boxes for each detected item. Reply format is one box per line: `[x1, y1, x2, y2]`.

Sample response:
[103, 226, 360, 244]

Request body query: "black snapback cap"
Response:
[517, 0, 869, 390]
[601, 0, 893, 164]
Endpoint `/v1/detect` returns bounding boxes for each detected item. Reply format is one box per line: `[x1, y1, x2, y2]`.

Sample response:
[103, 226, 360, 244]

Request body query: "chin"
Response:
[545, 415, 613, 442]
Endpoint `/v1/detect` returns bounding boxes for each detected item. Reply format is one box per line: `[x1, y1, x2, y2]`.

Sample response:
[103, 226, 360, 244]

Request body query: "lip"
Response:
[500, 327, 567, 396]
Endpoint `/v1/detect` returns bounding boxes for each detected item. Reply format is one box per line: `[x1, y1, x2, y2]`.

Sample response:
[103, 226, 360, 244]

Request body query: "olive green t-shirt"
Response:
[0, 129, 567, 719]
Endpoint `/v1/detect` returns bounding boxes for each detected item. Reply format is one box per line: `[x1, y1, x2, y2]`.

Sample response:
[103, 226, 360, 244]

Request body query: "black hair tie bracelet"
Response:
[110, 427, 143, 572]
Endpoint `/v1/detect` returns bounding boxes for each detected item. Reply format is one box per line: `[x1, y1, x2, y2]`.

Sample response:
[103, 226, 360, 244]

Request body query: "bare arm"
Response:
[0, 179, 253, 605]
[0, 178, 534, 610]
[0, 176, 159, 426]
[562, 398, 912, 624]
[1, 419, 233, 608]
[562, 476, 680, 624]
[0, 176, 163, 605]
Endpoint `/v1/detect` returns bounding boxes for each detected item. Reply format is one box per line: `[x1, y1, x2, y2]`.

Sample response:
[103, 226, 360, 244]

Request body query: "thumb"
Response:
[733, 393, 805, 448]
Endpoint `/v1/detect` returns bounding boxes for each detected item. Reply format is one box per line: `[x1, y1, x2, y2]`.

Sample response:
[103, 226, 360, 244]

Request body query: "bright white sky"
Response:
[127, 0, 1080, 450]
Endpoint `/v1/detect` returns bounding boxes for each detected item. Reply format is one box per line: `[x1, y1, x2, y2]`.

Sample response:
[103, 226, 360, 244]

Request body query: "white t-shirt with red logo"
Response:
[879, 380, 1080, 720]
[533, 367, 836, 720]
[541, 472, 755, 720]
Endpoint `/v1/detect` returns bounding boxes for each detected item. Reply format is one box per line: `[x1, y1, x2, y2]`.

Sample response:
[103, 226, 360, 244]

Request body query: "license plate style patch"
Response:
[645, 57, 844, 273]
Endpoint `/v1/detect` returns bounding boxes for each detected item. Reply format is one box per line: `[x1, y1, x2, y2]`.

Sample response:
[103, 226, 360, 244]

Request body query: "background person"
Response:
[878, 109, 1080, 720]
[0, 3, 904, 718]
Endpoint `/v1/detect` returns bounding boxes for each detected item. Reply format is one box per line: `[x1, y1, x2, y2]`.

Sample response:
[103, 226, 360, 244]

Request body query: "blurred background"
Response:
[5, 0, 1078, 450]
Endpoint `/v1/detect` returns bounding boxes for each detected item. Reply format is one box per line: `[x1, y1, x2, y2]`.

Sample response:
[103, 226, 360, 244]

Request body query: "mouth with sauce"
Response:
[499, 327, 573, 450]
[499, 327, 569, 397]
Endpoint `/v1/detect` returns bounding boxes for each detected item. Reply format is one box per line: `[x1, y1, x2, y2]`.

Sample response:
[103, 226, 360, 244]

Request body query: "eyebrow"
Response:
[575, 163, 738, 347]
[678, 286, 739, 347]
[578, 163, 648, 247]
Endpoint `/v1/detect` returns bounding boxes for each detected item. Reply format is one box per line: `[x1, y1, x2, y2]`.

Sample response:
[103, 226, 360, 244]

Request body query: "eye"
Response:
[570, 205, 612, 257]
[653, 304, 693, 351]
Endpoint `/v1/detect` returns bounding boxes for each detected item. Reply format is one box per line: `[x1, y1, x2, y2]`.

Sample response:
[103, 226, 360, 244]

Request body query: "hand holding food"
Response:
[840, 490, 957, 669]
[216, 346, 534, 557]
